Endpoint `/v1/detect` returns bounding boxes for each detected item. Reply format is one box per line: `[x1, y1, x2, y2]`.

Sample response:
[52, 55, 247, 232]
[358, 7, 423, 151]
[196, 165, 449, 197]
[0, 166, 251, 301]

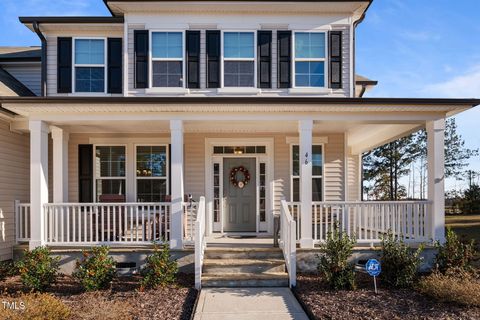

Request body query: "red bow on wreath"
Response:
[230, 166, 250, 189]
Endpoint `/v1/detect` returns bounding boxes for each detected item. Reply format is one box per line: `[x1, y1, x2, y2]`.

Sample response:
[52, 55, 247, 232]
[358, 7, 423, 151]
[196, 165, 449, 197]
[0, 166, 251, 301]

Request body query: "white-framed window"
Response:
[135, 145, 169, 202]
[95, 145, 126, 202]
[73, 38, 107, 93]
[222, 31, 256, 87]
[150, 31, 185, 88]
[293, 32, 326, 88]
[291, 144, 324, 202]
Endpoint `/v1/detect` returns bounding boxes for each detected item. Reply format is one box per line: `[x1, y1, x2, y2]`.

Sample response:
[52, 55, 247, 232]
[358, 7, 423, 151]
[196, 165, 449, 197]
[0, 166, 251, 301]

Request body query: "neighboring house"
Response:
[0, 0, 478, 288]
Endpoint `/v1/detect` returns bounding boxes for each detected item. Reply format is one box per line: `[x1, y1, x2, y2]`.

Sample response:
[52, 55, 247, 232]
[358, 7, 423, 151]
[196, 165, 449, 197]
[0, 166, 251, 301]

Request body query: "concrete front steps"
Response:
[201, 247, 289, 287]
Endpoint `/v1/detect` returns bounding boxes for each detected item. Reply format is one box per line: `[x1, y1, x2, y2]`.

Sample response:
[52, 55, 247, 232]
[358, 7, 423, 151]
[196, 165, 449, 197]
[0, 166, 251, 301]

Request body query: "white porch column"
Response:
[51, 127, 69, 203]
[427, 118, 445, 243]
[170, 120, 184, 249]
[29, 120, 49, 249]
[299, 120, 313, 248]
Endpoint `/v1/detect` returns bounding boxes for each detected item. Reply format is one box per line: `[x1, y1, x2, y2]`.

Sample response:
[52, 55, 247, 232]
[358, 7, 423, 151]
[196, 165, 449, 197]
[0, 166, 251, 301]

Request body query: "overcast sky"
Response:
[1, 0, 479, 190]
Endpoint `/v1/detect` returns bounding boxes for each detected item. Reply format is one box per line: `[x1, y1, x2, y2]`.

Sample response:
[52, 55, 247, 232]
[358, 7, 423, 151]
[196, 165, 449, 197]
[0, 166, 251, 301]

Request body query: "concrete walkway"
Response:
[193, 287, 309, 320]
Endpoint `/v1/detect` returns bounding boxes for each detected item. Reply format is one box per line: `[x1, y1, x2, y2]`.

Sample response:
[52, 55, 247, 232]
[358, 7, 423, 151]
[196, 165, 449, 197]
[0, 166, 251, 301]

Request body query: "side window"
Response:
[294, 32, 326, 88]
[151, 32, 184, 88]
[223, 32, 255, 87]
[291, 144, 323, 201]
[74, 39, 106, 93]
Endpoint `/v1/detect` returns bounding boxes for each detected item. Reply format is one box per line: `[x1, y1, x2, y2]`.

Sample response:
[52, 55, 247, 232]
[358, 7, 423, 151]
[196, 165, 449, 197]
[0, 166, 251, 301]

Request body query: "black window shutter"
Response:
[134, 30, 149, 89]
[206, 30, 221, 88]
[107, 38, 123, 94]
[329, 31, 342, 89]
[57, 37, 72, 93]
[186, 31, 200, 89]
[277, 31, 291, 88]
[257, 31, 272, 89]
[78, 144, 93, 203]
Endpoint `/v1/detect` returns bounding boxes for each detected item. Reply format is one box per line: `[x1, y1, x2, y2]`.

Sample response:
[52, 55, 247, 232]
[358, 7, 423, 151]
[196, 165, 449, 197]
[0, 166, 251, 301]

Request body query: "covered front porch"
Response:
[11, 112, 446, 251]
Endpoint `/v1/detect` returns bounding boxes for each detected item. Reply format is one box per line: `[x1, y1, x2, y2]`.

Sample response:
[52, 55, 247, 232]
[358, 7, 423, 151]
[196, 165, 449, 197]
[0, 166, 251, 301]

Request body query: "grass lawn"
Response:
[445, 213, 480, 266]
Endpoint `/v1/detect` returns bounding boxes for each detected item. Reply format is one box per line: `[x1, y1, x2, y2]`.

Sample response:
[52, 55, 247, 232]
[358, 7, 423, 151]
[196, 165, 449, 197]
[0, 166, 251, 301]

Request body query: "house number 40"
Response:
[304, 152, 309, 165]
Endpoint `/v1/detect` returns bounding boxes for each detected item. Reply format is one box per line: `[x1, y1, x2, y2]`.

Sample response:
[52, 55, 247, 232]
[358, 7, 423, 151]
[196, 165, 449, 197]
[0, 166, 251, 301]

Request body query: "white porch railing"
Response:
[183, 201, 198, 244]
[288, 201, 432, 244]
[194, 196, 206, 290]
[43, 203, 171, 245]
[15, 201, 31, 242]
[280, 199, 296, 288]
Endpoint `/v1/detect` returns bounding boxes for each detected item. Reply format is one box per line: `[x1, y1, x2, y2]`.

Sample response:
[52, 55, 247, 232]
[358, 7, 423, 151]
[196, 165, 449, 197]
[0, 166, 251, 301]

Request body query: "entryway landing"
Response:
[206, 234, 274, 248]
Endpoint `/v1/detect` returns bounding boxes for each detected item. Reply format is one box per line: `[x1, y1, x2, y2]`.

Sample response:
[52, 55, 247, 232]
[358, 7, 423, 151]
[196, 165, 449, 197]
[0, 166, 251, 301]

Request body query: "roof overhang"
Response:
[0, 97, 478, 118]
[104, 0, 371, 18]
[19, 17, 125, 33]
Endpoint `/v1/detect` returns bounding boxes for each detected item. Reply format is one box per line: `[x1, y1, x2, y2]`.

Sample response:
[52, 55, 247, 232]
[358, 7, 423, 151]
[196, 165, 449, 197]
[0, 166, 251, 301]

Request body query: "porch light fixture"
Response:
[234, 147, 243, 155]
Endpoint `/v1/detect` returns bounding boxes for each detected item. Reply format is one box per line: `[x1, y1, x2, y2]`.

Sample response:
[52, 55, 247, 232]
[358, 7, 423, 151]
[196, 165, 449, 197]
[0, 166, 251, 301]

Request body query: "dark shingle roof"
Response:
[0, 47, 41, 62]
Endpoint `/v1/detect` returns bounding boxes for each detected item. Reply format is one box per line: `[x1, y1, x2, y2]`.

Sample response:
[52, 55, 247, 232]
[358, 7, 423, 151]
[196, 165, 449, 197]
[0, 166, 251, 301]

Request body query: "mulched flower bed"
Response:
[1, 273, 198, 320]
[294, 273, 480, 320]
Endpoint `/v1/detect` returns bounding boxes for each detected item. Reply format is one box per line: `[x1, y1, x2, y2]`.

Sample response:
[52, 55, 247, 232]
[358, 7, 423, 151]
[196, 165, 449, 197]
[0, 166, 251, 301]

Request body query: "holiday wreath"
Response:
[229, 166, 250, 189]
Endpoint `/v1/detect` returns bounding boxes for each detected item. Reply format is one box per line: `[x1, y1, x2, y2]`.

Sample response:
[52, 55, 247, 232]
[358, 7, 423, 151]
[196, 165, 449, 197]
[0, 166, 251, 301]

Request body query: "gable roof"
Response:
[0, 47, 41, 62]
[0, 67, 36, 97]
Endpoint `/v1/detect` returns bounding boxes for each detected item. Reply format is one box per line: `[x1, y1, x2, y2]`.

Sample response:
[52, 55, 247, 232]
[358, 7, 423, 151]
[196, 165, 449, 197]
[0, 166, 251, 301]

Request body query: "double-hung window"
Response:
[223, 32, 255, 87]
[291, 145, 323, 202]
[74, 39, 106, 93]
[151, 32, 184, 87]
[294, 32, 326, 87]
[136, 146, 168, 202]
[95, 146, 126, 202]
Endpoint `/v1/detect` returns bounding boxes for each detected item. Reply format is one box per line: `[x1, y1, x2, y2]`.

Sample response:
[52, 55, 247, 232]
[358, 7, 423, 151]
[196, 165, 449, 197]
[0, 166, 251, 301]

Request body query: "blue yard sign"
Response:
[365, 259, 381, 294]
[365, 259, 381, 277]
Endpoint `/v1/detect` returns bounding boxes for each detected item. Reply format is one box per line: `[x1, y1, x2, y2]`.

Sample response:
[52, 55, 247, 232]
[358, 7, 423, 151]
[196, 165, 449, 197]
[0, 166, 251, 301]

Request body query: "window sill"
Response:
[216, 88, 261, 95]
[67, 93, 113, 97]
[288, 88, 332, 95]
[145, 87, 188, 95]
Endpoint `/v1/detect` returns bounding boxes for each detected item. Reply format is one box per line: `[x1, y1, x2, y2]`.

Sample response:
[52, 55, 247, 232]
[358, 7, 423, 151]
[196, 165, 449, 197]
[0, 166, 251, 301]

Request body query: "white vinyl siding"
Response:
[0, 120, 30, 261]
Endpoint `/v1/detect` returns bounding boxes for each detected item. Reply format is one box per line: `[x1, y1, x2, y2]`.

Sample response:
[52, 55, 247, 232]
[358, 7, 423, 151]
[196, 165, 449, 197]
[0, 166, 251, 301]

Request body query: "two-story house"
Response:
[0, 0, 478, 288]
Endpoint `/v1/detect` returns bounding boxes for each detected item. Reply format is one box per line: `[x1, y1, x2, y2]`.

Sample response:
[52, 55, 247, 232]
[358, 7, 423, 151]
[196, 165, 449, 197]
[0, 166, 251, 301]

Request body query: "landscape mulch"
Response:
[1, 273, 198, 320]
[294, 273, 480, 320]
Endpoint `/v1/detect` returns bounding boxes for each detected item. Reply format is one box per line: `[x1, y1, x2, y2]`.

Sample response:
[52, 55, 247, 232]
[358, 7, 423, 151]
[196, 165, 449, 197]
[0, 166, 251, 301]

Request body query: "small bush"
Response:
[380, 232, 423, 288]
[317, 222, 356, 290]
[140, 242, 178, 289]
[0, 260, 18, 281]
[73, 246, 116, 291]
[417, 271, 480, 306]
[435, 227, 476, 273]
[16, 246, 60, 292]
[0, 292, 70, 320]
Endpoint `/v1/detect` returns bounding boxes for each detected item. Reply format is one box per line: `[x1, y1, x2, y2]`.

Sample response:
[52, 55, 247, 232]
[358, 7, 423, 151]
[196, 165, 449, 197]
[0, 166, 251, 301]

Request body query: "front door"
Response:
[223, 158, 256, 232]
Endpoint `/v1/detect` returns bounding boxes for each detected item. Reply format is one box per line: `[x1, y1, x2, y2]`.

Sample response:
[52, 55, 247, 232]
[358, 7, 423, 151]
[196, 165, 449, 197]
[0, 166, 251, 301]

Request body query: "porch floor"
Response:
[206, 234, 275, 248]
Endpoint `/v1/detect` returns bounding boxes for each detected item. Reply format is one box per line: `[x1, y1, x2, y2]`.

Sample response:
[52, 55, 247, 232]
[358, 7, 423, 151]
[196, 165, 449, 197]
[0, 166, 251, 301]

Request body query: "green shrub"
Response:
[380, 232, 423, 288]
[417, 270, 480, 306]
[435, 227, 476, 273]
[0, 293, 71, 320]
[317, 222, 356, 290]
[16, 246, 60, 292]
[73, 246, 117, 291]
[0, 260, 18, 281]
[140, 242, 178, 289]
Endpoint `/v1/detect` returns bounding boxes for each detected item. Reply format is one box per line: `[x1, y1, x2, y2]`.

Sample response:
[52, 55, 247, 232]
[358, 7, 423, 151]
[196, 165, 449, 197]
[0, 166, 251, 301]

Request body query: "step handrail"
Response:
[194, 196, 206, 290]
[280, 199, 296, 287]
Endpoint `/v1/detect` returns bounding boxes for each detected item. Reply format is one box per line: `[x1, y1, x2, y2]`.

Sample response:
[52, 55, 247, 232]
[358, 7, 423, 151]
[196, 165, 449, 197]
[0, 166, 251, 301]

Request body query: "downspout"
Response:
[33, 21, 47, 97]
[352, 0, 373, 98]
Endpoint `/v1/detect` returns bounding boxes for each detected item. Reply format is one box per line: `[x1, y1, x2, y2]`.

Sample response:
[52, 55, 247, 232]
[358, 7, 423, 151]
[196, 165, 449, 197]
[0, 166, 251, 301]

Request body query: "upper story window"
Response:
[223, 32, 255, 87]
[151, 32, 184, 87]
[74, 39, 106, 93]
[293, 32, 326, 88]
